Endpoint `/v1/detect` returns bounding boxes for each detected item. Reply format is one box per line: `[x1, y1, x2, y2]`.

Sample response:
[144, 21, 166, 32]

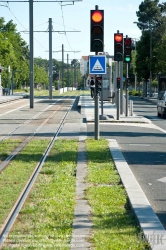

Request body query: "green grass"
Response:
[13, 88, 90, 97]
[0, 139, 22, 163]
[1, 138, 149, 250]
[0, 139, 49, 226]
[85, 138, 150, 250]
[3, 139, 78, 250]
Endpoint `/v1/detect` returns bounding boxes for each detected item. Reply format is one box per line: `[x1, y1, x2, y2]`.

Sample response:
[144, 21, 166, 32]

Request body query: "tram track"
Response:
[0, 96, 67, 142]
[0, 96, 76, 248]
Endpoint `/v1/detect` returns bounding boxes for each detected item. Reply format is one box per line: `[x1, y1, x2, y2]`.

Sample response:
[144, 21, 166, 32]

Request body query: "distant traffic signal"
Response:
[96, 75, 102, 92]
[90, 9, 104, 52]
[114, 33, 123, 61]
[124, 37, 132, 63]
[117, 77, 120, 89]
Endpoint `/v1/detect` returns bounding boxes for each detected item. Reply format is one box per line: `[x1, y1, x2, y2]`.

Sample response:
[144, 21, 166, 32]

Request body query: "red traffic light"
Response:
[92, 11, 103, 22]
[124, 38, 131, 46]
[96, 76, 102, 81]
[114, 34, 123, 43]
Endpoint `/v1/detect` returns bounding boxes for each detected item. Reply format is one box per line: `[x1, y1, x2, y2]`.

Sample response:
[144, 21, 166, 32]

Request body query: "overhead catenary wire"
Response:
[59, 1, 74, 52]
[5, 2, 48, 51]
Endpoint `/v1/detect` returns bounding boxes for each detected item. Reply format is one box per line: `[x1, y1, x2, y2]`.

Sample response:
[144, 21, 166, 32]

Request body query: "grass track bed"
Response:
[0, 139, 22, 163]
[3, 139, 78, 250]
[0, 139, 49, 227]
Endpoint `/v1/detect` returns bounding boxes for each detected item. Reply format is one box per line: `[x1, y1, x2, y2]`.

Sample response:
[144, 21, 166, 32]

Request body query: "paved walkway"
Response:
[72, 95, 166, 250]
[0, 93, 25, 104]
[78, 95, 151, 123]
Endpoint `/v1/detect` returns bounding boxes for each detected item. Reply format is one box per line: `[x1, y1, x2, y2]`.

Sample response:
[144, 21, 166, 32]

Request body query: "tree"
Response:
[135, 0, 166, 80]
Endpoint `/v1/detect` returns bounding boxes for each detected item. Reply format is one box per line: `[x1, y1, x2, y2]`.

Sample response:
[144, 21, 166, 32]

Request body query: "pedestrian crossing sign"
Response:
[89, 55, 106, 74]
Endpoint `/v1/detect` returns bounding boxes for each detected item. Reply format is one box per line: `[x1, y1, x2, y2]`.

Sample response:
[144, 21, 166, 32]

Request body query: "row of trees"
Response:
[0, 17, 83, 90]
[129, 0, 166, 87]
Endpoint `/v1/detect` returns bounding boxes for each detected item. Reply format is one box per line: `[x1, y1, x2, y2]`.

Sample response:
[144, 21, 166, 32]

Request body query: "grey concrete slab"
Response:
[70, 125, 92, 250]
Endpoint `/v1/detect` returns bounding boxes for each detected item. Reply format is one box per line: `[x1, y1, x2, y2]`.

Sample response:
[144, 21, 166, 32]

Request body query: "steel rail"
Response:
[0, 96, 75, 248]
[0, 96, 66, 143]
[0, 96, 69, 172]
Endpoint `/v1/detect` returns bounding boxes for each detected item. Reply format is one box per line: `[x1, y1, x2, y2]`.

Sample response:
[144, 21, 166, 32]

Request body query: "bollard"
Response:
[130, 100, 133, 116]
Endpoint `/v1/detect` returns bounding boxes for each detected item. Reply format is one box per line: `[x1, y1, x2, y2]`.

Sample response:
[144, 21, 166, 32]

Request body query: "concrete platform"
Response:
[0, 93, 27, 104]
[78, 95, 151, 124]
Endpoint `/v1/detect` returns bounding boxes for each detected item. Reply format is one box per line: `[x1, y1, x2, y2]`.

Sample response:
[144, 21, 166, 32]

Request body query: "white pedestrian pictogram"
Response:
[92, 59, 104, 71]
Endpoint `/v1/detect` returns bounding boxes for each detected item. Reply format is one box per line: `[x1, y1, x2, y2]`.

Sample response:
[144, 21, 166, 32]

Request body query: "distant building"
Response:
[80, 56, 88, 76]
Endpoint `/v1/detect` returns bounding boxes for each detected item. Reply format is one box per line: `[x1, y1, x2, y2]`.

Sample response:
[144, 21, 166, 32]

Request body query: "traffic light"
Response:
[90, 9, 104, 52]
[124, 37, 132, 63]
[114, 33, 123, 61]
[126, 77, 130, 87]
[117, 77, 120, 89]
[96, 76, 102, 92]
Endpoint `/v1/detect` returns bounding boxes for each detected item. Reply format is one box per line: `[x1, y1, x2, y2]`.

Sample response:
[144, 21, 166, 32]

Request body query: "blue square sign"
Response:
[89, 55, 106, 74]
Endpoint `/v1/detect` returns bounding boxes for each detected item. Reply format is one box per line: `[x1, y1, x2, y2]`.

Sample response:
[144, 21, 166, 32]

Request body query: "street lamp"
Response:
[133, 21, 152, 97]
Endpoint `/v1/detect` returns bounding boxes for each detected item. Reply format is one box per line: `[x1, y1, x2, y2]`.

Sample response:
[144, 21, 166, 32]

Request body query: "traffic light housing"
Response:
[117, 77, 120, 89]
[114, 33, 123, 61]
[96, 76, 102, 92]
[124, 37, 132, 63]
[126, 77, 130, 87]
[90, 10, 104, 52]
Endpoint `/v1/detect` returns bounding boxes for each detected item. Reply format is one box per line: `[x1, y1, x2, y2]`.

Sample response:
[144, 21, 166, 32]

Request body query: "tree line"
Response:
[0, 17, 83, 90]
[129, 0, 166, 89]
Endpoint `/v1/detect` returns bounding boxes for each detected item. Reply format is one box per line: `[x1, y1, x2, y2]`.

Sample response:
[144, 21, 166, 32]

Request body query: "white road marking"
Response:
[157, 177, 166, 183]
[129, 144, 150, 146]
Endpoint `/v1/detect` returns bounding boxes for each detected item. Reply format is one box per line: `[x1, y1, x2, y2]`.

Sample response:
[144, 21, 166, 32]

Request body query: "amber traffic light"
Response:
[114, 33, 123, 61]
[90, 10, 104, 52]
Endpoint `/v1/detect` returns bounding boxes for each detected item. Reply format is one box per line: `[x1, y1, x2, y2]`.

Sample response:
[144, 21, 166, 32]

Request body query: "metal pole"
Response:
[101, 79, 103, 116]
[49, 18, 52, 99]
[116, 61, 120, 119]
[12, 70, 14, 95]
[62, 44, 64, 91]
[149, 26, 152, 97]
[120, 61, 123, 114]
[94, 53, 99, 140]
[58, 71, 60, 90]
[67, 54, 69, 88]
[117, 88, 120, 120]
[135, 74, 137, 90]
[29, 0, 34, 108]
[74, 64, 76, 88]
[126, 63, 129, 116]
[8, 66, 10, 95]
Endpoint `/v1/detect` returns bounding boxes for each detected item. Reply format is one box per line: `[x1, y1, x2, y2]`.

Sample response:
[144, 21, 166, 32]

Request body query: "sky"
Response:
[0, 0, 164, 63]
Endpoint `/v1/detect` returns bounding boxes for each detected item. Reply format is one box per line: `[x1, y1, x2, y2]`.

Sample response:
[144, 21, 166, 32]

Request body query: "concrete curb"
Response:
[108, 139, 166, 250]
[70, 123, 92, 249]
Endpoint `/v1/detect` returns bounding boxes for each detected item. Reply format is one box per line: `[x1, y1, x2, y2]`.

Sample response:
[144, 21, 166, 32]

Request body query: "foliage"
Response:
[0, 18, 82, 90]
[135, 0, 166, 81]
[129, 90, 141, 96]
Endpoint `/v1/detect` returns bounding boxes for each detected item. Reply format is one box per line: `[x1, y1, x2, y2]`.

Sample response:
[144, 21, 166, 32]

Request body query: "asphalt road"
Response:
[87, 96, 166, 229]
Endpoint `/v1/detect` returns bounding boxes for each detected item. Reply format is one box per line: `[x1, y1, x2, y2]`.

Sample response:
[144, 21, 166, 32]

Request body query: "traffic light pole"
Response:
[126, 63, 129, 116]
[94, 54, 99, 140]
[116, 61, 120, 120]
